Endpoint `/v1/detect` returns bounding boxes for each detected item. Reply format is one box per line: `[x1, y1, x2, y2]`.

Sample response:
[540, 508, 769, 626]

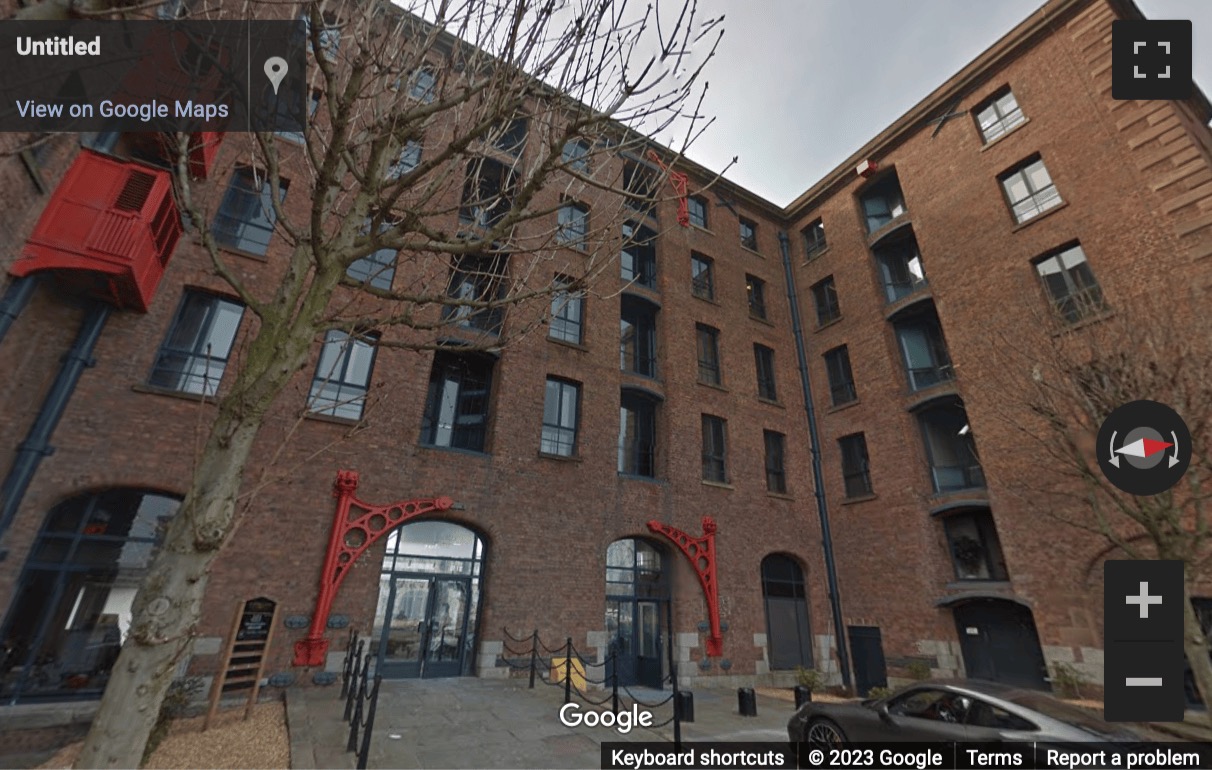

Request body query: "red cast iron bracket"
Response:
[647, 516, 722, 656]
[646, 149, 690, 228]
[293, 470, 453, 666]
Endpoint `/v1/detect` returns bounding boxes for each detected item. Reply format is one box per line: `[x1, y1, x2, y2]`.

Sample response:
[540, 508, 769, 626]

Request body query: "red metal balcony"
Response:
[9, 150, 182, 312]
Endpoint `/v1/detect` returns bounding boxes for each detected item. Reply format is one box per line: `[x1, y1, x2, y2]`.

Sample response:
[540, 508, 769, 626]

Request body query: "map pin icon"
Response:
[264, 56, 288, 96]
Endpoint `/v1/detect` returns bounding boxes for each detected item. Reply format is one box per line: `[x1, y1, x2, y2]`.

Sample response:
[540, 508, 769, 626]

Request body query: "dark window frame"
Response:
[307, 329, 379, 421]
[823, 345, 857, 406]
[701, 414, 728, 483]
[619, 390, 658, 477]
[764, 429, 787, 494]
[974, 86, 1025, 144]
[696, 324, 722, 385]
[541, 377, 581, 457]
[1033, 242, 1107, 324]
[943, 510, 1009, 581]
[918, 405, 985, 493]
[687, 196, 708, 228]
[746, 274, 767, 319]
[620, 295, 658, 378]
[1000, 155, 1062, 224]
[839, 433, 873, 498]
[754, 343, 777, 401]
[444, 253, 507, 334]
[212, 167, 288, 257]
[811, 276, 841, 326]
[148, 290, 245, 397]
[562, 138, 591, 172]
[621, 222, 658, 289]
[421, 350, 495, 452]
[804, 218, 827, 259]
[347, 218, 398, 291]
[859, 172, 907, 234]
[549, 274, 584, 345]
[557, 201, 589, 250]
[459, 156, 517, 229]
[691, 253, 714, 300]
[740, 217, 758, 251]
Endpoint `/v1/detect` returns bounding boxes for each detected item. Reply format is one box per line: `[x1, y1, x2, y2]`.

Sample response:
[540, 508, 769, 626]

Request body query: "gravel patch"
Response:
[36, 700, 290, 770]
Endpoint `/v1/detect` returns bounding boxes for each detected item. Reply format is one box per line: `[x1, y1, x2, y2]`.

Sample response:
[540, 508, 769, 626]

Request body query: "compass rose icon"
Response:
[1098, 400, 1191, 495]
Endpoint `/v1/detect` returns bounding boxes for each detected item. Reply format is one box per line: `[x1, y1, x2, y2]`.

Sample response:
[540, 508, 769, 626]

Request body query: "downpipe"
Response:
[0, 275, 39, 346]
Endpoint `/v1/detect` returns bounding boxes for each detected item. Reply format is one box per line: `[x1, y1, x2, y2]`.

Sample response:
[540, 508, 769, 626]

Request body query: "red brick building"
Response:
[1, 0, 1210, 708]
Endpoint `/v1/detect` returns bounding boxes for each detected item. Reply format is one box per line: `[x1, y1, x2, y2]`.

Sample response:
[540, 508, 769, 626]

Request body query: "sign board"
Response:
[204, 597, 278, 730]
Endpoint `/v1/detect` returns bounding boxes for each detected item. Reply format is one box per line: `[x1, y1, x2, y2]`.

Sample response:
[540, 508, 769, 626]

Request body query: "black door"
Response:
[953, 600, 1048, 690]
[606, 598, 665, 689]
[377, 575, 475, 679]
[762, 555, 813, 670]
[848, 625, 888, 697]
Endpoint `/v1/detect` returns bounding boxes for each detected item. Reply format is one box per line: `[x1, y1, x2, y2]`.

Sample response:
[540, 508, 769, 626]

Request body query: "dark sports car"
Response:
[788, 679, 1143, 745]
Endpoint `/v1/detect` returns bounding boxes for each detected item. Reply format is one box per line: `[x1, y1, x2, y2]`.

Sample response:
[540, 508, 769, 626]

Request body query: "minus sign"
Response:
[1125, 677, 1163, 686]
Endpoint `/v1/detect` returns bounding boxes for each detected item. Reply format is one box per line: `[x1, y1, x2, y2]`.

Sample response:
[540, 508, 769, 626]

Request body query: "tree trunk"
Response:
[1183, 586, 1212, 730]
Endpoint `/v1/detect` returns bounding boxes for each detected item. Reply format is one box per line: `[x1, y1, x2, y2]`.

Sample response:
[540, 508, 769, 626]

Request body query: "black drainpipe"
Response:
[778, 230, 852, 690]
[0, 275, 39, 346]
[0, 301, 112, 561]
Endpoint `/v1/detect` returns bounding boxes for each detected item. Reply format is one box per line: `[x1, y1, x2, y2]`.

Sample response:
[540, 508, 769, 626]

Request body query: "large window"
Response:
[491, 116, 528, 158]
[622, 160, 657, 214]
[691, 253, 714, 300]
[874, 236, 927, 303]
[696, 324, 721, 385]
[975, 87, 1025, 144]
[701, 414, 728, 483]
[148, 291, 244, 396]
[308, 330, 378, 420]
[811, 276, 841, 326]
[1000, 156, 1062, 224]
[421, 351, 494, 452]
[541, 378, 580, 457]
[746, 274, 767, 319]
[619, 390, 657, 477]
[385, 140, 422, 180]
[687, 196, 708, 228]
[823, 345, 856, 406]
[804, 218, 827, 259]
[562, 139, 590, 172]
[445, 254, 506, 334]
[621, 222, 657, 289]
[896, 313, 953, 391]
[859, 172, 906, 234]
[754, 344, 777, 401]
[549, 275, 584, 345]
[764, 430, 787, 494]
[620, 295, 658, 377]
[740, 217, 758, 251]
[347, 219, 397, 290]
[839, 433, 872, 498]
[919, 403, 984, 493]
[944, 510, 1008, 581]
[212, 167, 287, 257]
[408, 66, 436, 102]
[459, 158, 516, 229]
[1034, 243, 1106, 323]
[557, 202, 589, 249]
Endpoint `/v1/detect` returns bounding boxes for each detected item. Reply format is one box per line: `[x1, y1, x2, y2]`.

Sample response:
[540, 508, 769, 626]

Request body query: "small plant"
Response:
[795, 665, 824, 692]
[1051, 661, 1088, 699]
[866, 686, 893, 700]
[905, 660, 932, 681]
[143, 676, 205, 763]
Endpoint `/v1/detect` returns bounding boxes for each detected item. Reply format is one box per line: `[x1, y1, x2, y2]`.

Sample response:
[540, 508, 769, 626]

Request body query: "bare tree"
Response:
[978, 287, 1212, 723]
[65, 0, 724, 765]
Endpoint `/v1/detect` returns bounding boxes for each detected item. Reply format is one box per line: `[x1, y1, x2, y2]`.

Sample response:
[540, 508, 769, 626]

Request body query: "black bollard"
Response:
[737, 687, 757, 717]
[675, 691, 695, 723]
[794, 685, 813, 708]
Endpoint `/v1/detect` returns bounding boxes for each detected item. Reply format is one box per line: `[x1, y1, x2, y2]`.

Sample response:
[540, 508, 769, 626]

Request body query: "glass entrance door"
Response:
[377, 576, 475, 679]
[635, 601, 663, 688]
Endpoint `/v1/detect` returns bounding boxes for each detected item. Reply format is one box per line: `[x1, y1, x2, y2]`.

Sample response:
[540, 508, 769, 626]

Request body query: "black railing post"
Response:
[671, 664, 682, 751]
[356, 674, 382, 770]
[528, 629, 538, 689]
[344, 639, 364, 722]
[563, 637, 573, 705]
[611, 651, 619, 715]
[340, 630, 358, 699]
[347, 686, 363, 753]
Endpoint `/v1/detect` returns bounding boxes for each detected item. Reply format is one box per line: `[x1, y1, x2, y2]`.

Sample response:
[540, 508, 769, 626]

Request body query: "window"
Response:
[839, 433, 872, 498]
[823, 346, 856, 406]
[275, 89, 320, 143]
[491, 117, 528, 158]
[409, 66, 436, 102]
[421, 351, 494, 452]
[754, 344, 777, 401]
[212, 167, 288, 257]
[562, 139, 590, 172]
[549, 275, 584, 344]
[691, 253, 714, 300]
[859, 173, 907, 234]
[148, 291, 244, 396]
[804, 218, 827, 259]
[975, 88, 1025, 144]
[1034, 243, 1106, 323]
[620, 295, 658, 377]
[811, 276, 840, 326]
[896, 312, 953, 391]
[621, 222, 657, 288]
[386, 140, 422, 181]
[944, 510, 1008, 581]
[347, 219, 397, 290]
[301, 12, 340, 62]
[459, 157, 516, 228]
[919, 404, 984, 493]
[157, 0, 189, 18]
[541, 378, 580, 457]
[622, 159, 657, 213]
[874, 236, 927, 303]
[740, 217, 758, 251]
[557, 202, 589, 249]
[445, 254, 506, 333]
[619, 390, 657, 477]
[696, 324, 721, 385]
[701, 414, 728, 483]
[1001, 156, 1062, 224]
[746, 274, 767, 319]
[687, 196, 707, 228]
[308, 330, 378, 420]
[764, 430, 787, 494]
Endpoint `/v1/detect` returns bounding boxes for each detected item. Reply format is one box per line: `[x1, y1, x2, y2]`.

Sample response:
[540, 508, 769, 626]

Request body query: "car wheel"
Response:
[805, 718, 847, 748]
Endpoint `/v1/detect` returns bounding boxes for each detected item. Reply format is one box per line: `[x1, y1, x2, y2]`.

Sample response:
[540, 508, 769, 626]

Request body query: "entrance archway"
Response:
[0, 489, 181, 703]
[761, 554, 813, 670]
[952, 598, 1048, 690]
[372, 520, 485, 679]
[605, 538, 669, 689]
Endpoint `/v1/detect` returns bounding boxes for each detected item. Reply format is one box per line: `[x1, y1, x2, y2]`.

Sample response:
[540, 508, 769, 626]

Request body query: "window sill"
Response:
[945, 580, 1012, 590]
[756, 397, 784, 408]
[841, 493, 877, 505]
[749, 313, 773, 326]
[619, 473, 665, 485]
[538, 451, 582, 463]
[804, 246, 829, 264]
[692, 293, 720, 305]
[767, 491, 795, 501]
[303, 412, 365, 428]
[741, 245, 763, 258]
[1010, 200, 1068, 232]
[131, 383, 218, 403]
[697, 380, 728, 393]
[547, 337, 589, 352]
[621, 279, 660, 297]
[418, 443, 491, 460]
[815, 316, 843, 331]
[202, 238, 271, 263]
[827, 398, 860, 414]
[1050, 308, 1115, 335]
[701, 480, 734, 490]
[979, 117, 1031, 153]
[689, 223, 715, 236]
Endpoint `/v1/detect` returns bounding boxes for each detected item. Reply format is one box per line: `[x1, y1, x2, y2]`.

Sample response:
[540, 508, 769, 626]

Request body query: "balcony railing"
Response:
[931, 463, 986, 493]
[907, 364, 954, 392]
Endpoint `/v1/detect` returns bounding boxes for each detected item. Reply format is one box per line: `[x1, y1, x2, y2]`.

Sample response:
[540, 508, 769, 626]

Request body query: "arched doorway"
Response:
[952, 599, 1048, 690]
[605, 538, 669, 689]
[761, 554, 813, 670]
[373, 520, 485, 679]
[0, 489, 181, 704]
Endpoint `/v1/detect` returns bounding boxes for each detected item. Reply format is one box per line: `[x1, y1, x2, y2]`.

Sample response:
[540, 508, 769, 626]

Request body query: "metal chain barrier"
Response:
[339, 634, 383, 770]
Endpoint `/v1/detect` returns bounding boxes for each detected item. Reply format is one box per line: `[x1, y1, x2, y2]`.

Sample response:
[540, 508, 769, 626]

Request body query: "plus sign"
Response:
[1126, 581, 1163, 619]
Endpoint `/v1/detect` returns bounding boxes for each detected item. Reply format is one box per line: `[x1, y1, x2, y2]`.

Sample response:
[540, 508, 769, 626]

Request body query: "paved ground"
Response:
[286, 677, 796, 769]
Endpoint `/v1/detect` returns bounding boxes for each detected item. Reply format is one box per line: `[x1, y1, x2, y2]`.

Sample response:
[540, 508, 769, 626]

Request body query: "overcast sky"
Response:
[683, 0, 1212, 206]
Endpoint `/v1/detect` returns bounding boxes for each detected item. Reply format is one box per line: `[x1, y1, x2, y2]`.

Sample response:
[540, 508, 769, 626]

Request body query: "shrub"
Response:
[905, 660, 932, 681]
[795, 666, 825, 692]
[1051, 662, 1088, 699]
[866, 686, 893, 700]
